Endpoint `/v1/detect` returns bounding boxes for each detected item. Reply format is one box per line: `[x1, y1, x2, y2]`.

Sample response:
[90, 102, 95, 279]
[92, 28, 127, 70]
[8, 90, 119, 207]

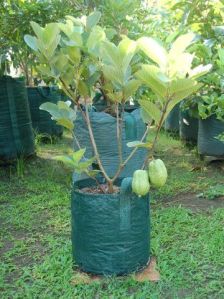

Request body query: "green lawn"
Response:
[0, 131, 224, 299]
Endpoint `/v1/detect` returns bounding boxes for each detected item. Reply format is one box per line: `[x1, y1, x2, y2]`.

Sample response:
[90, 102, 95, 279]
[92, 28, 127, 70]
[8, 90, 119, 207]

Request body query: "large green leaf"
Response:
[169, 32, 195, 57]
[30, 21, 43, 39]
[135, 65, 167, 99]
[137, 37, 168, 68]
[42, 23, 60, 46]
[100, 40, 121, 66]
[86, 11, 101, 31]
[40, 101, 76, 130]
[118, 38, 137, 73]
[87, 26, 106, 56]
[123, 79, 140, 99]
[138, 99, 161, 124]
[170, 79, 202, 102]
[102, 65, 124, 87]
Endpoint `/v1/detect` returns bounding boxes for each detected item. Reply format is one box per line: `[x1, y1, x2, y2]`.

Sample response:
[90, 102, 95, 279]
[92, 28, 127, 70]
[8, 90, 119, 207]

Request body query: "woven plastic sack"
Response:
[164, 103, 180, 133]
[0, 76, 35, 161]
[198, 116, 224, 157]
[71, 178, 150, 275]
[179, 108, 198, 143]
[73, 109, 147, 180]
[27, 86, 63, 137]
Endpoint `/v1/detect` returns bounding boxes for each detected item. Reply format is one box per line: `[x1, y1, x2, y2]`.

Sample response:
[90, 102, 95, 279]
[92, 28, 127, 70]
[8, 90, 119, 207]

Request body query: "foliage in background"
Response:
[0, 0, 84, 84]
[168, 0, 224, 119]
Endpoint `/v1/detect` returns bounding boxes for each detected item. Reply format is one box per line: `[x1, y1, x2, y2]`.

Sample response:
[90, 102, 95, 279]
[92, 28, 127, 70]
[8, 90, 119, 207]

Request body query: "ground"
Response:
[0, 131, 224, 299]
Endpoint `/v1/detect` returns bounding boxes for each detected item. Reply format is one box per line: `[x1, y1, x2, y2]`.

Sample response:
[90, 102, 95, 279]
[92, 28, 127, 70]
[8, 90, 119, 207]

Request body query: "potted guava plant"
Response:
[25, 12, 211, 275]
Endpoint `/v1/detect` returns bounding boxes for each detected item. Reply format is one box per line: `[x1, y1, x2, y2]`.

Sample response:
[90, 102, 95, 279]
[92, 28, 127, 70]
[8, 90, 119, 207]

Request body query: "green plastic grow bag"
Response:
[179, 109, 198, 143]
[71, 178, 150, 275]
[198, 116, 224, 157]
[73, 109, 147, 179]
[27, 86, 63, 137]
[0, 76, 35, 161]
[164, 103, 180, 133]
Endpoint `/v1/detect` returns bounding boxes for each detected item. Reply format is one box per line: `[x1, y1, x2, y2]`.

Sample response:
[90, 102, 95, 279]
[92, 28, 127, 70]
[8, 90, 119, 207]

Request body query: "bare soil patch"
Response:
[163, 193, 224, 212]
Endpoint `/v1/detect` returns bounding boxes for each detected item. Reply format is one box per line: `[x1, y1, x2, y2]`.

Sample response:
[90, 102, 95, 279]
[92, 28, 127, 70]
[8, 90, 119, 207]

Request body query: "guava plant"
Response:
[24, 12, 211, 193]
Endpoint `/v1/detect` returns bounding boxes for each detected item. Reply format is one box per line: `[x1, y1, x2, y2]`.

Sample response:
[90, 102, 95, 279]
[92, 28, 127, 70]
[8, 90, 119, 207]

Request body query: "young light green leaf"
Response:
[135, 65, 167, 99]
[169, 32, 195, 57]
[189, 64, 212, 80]
[72, 148, 86, 163]
[137, 37, 168, 68]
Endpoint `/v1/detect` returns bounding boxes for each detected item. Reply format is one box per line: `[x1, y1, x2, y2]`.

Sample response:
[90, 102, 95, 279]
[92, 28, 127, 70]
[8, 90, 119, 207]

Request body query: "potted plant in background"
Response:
[0, 0, 86, 140]
[179, 98, 199, 144]
[25, 12, 211, 275]
[0, 51, 35, 163]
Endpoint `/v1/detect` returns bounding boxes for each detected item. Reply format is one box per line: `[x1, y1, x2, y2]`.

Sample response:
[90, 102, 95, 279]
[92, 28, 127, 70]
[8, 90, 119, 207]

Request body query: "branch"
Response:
[141, 98, 171, 169]
[116, 103, 122, 164]
[85, 104, 111, 184]
[111, 124, 150, 183]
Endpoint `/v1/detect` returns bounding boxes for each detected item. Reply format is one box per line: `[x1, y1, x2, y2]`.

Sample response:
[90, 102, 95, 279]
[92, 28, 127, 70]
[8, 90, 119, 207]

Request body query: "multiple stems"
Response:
[61, 76, 170, 193]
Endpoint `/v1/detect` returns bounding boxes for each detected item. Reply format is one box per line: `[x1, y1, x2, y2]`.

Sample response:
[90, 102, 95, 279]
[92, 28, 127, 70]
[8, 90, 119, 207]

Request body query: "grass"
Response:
[0, 131, 224, 298]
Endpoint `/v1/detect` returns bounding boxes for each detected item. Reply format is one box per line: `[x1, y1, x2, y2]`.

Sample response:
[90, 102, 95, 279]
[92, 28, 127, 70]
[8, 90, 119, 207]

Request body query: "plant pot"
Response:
[164, 103, 180, 133]
[73, 109, 147, 180]
[198, 116, 224, 157]
[71, 178, 150, 275]
[0, 76, 35, 161]
[27, 86, 63, 137]
[179, 109, 198, 144]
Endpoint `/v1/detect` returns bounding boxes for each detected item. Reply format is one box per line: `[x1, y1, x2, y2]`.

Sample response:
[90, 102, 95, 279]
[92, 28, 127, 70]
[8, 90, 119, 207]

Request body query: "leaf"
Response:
[102, 65, 124, 87]
[218, 48, 224, 65]
[140, 107, 152, 124]
[189, 64, 212, 79]
[40, 101, 76, 130]
[169, 32, 195, 57]
[87, 26, 106, 56]
[170, 79, 202, 102]
[135, 65, 167, 99]
[137, 37, 168, 68]
[100, 40, 120, 66]
[30, 21, 43, 39]
[56, 118, 74, 130]
[77, 80, 90, 97]
[138, 99, 161, 125]
[42, 23, 60, 46]
[24, 35, 38, 51]
[86, 11, 101, 31]
[127, 141, 152, 149]
[123, 79, 141, 99]
[72, 148, 86, 163]
[118, 38, 137, 73]
[55, 155, 75, 167]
